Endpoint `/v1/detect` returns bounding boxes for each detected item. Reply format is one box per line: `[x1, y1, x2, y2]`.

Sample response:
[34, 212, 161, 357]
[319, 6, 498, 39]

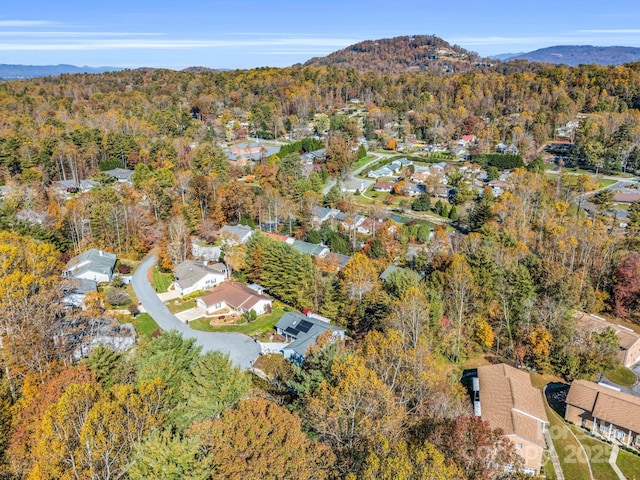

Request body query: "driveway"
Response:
[175, 307, 205, 323]
[132, 255, 260, 369]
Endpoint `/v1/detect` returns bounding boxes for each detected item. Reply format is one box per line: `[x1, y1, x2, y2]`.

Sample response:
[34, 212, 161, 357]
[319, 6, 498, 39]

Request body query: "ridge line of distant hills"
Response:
[2, 38, 640, 80]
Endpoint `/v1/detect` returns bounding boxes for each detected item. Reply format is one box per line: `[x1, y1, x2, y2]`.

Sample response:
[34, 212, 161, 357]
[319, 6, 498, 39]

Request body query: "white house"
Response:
[171, 260, 227, 296]
[64, 249, 117, 284]
[196, 281, 272, 315]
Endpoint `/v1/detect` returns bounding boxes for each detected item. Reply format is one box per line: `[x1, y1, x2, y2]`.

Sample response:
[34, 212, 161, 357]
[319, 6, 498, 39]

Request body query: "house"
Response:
[471, 364, 549, 475]
[291, 240, 330, 258]
[335, 212, 365, 230]
[64, 249, 117, 283]
[191, 240, 221, 263]
[461, 134, 476, 144]
[275, 311, 345, 363]
[196, 281, 272, 315]
[103, 168, 134, 183]
[379, 265, 422, 283]
[171, 260, 227, 296]
[53, 179, 99, 195]
[71, 318, 136, 360]
[402, 183, 425, 197]
[219, 224, 254, 244]
[373, 181, 396, 192]
[393, 157, 413, 167]
[62, 278, 98, 307]
[312, 206, 339, 223]
[614, 192, 640, 204]
[574, 312, 640, 368]
[565, 380, 640, 448]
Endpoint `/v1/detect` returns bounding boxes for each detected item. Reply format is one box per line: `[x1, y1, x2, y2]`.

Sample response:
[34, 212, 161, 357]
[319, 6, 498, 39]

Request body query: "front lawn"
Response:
[151, 267, 173, 293]
[604, 364, 637, 387]
[189, 306, 286, 337]
[542, 451, 558, 480]
[571, 426, 617, 480]
[119, 312, 159, 339]
[617, 449, 640, 479]
[544, 402, 592, 480]
[166, 299, 196, 314]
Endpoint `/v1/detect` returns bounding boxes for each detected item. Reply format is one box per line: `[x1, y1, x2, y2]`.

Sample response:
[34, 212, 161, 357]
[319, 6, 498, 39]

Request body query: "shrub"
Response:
[107, 288, 131, 306]
[117, 263, 132, 275]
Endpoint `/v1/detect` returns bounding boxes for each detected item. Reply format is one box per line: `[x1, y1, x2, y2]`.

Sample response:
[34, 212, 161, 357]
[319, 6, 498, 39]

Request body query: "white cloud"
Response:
[0, 31, 162, 37]
[0, 20, 56, 27]
[578, 29, 640, 34]
[0, 36, 356, 51]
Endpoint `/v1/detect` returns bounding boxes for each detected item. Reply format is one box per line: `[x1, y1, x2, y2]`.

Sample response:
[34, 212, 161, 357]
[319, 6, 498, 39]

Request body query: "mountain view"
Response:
[506, 45, 640, 66]
[2, 3, 640, 477]
[0, 64, 121, 80]
[302, 35, 488, 73]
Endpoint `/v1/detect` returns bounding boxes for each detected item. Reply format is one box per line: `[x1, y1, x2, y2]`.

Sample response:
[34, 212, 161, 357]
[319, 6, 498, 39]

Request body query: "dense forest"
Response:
[1, 52, 640, 479]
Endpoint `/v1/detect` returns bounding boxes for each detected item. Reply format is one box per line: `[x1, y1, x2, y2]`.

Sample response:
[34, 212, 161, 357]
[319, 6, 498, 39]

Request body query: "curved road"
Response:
[132, 255, 260, 369]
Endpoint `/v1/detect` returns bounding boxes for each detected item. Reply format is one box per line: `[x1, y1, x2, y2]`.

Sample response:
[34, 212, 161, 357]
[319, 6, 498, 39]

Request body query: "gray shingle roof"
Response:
[276, 312, 344, 359]
[173, 260, 226, 290]
[65, 249, 117, 280]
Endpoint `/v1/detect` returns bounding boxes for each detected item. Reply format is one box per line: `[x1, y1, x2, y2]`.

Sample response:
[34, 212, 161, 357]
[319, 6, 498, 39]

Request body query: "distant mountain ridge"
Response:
[302, 35, 490, 74]
[0, 64, 122, 80]
[508, 46, 640, 66]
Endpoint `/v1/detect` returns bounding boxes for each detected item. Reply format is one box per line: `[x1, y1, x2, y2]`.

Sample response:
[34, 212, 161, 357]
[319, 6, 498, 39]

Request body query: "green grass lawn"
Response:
[544, 402, 592, 480]
[598, 178, 617, 188]
[151, 267, 173, 293]
[352, 155, 374, 170]
[604, 364, 637, 387]
[570, 426, 618, 480]
[165, 299, 196, 314]
[617, 449, 640, 480]
[542, 451, 558, 480]
[189, 306, 286, 337]
[119, 312, 159, 339]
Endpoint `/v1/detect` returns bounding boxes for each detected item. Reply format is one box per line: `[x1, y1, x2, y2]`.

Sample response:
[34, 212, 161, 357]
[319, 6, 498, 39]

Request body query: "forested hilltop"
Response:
[1, 56, 640, 479]
[302, 34, 485, 73]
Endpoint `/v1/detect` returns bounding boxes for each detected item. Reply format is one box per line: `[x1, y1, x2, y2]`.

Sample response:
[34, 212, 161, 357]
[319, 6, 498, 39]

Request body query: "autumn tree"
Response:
[340, 252, 378, 302]
[306, 355, 405, 476]
[613, 252, 640, 318]
[173, 351, 249, 429]
[127, 429, 208, 480]
[188, 398, 335, 480]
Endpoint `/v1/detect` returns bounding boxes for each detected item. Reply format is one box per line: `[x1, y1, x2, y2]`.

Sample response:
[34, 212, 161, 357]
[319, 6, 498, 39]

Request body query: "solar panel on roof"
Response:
[284, 327, 299, 336]
[297, 320, 313, 333]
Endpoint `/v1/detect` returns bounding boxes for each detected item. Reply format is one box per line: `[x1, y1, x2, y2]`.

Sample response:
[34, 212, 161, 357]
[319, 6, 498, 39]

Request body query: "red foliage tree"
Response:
[613, 253, 640, 318]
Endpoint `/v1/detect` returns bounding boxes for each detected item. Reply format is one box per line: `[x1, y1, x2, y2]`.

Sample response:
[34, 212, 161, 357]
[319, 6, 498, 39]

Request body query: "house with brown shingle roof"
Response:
[472, 364, 549, 475]
[574, 312, 640, 368]
[565, 380, 640, 448]
[196, 281, 272, 316]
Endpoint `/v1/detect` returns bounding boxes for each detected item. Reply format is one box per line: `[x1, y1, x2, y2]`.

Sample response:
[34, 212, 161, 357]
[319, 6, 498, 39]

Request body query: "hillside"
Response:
[0, 63, 121, 80]
[302, 35, 489, 73]
[510, 45, 640, 66]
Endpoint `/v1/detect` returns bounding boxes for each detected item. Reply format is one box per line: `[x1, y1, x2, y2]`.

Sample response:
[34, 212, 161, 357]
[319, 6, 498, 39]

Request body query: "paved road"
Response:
[132, 255, 261, 369]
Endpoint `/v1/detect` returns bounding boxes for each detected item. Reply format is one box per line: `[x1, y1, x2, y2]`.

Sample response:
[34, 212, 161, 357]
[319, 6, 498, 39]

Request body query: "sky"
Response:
[1, 0, 639, 69]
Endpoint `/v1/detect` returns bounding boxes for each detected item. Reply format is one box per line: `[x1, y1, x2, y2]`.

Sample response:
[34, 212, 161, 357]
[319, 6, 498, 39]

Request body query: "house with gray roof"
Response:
[380, 265, 423, 283]
[291, 240, 330, 258]
[275, 311, 345, 363]
[64, 249, 117, 283]
[172, 260, 227, 296]
[312, 206, 339, 224]
[219, 224, 254, 244]
[103, 168, 134, 183]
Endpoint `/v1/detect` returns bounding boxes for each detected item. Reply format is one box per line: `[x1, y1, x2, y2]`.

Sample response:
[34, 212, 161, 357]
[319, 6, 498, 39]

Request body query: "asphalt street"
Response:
[132, 255, 261, 369]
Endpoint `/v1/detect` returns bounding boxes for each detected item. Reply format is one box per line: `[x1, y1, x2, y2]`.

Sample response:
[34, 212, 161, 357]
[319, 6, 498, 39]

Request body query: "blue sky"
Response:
[1, 0, 639, 69]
